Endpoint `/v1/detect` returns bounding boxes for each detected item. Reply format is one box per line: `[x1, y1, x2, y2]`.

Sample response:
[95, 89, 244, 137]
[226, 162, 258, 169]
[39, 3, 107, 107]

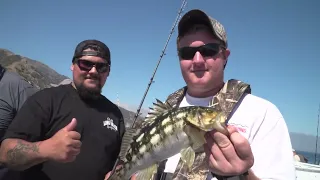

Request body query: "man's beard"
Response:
[75, 80, 102, 100]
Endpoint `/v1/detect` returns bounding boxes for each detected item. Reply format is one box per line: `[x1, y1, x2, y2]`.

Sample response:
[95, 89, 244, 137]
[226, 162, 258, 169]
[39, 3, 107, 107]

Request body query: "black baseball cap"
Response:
[72, 39, 111, 66]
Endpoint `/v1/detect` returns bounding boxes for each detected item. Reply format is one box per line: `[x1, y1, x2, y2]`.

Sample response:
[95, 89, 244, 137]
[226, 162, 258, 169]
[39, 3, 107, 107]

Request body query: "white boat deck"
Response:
[295, 161, 320, 180]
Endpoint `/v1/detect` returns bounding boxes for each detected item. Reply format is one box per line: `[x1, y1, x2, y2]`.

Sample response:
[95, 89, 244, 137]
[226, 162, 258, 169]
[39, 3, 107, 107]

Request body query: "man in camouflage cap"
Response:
[155, 9, 296, 180]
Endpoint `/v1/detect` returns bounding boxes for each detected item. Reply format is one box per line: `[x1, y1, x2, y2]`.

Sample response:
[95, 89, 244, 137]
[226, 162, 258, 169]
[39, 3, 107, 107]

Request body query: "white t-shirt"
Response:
[163, 93, 296, 180]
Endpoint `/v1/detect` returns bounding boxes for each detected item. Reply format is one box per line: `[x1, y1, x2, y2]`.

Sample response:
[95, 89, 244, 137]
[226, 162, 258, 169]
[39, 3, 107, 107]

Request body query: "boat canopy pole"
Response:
[131, 0, 188, 128]
[315, 103, 320, 164]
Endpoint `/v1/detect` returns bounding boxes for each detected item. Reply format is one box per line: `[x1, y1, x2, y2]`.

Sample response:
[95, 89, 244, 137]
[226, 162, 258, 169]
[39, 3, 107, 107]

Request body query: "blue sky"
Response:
[0, 0, 319, 135]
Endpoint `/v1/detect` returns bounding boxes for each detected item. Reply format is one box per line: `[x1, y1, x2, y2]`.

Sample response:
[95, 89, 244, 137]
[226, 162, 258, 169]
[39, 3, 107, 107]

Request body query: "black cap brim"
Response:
[72, 39, 111, 65]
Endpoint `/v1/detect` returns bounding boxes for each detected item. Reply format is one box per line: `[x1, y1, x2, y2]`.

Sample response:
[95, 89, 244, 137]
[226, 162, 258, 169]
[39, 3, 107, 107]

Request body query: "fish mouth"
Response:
[183, 106, 228, 134]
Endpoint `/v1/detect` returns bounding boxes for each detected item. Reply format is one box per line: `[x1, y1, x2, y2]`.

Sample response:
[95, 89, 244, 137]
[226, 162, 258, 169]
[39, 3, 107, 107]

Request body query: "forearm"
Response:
[0, 138, 49, 170]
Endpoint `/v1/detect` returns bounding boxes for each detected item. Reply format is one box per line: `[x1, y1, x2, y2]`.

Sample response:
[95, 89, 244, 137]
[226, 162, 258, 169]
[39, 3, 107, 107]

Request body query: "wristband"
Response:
[211, 171, 249, 180]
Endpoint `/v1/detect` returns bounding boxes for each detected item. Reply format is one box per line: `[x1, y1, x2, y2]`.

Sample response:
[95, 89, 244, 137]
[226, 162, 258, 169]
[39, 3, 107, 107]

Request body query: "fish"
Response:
[108, 98, 229, 180]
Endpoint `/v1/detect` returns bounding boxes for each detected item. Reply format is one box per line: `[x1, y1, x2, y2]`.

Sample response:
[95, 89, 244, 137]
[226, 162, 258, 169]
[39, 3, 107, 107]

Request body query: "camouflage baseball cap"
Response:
[177, 9, 228, 48]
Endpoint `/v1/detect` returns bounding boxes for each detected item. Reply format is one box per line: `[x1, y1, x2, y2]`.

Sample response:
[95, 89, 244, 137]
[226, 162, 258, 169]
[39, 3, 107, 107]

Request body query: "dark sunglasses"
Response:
[178, 43, 223, 60]
[75, 59, 110, 73]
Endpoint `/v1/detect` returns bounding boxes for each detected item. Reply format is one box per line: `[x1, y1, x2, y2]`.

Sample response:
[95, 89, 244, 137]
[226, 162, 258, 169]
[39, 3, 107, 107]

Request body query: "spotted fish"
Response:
[108, 98, 229, 180]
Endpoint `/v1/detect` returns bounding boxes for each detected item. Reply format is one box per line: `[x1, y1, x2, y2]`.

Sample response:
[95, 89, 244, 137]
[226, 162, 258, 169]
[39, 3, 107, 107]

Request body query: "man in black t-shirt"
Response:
[0, 39, 125, 180]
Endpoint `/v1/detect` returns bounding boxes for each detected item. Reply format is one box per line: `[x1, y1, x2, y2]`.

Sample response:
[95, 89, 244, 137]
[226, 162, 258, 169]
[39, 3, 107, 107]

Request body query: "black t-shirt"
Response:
[2, 84, 125, 180]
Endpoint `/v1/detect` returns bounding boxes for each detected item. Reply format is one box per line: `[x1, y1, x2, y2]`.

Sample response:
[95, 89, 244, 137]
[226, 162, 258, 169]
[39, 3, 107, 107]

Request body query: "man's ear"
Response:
[223, 49, 230, 69]
[224, 49, 230, 59]
[70, 64, 74, 71]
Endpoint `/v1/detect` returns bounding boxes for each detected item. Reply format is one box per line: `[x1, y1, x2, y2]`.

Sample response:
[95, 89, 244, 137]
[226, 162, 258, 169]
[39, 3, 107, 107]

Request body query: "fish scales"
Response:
[123, 109, 191, 176]
[109, 100, 229, 180]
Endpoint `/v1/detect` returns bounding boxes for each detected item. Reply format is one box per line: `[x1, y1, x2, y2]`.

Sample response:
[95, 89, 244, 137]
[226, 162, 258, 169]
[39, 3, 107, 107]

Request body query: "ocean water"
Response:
[296, 150, 320, 165]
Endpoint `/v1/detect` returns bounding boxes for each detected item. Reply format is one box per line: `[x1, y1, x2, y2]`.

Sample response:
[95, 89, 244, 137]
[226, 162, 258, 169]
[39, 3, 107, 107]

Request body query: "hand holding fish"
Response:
[42, 118, 82, 163]
[204, 125, 254, 177]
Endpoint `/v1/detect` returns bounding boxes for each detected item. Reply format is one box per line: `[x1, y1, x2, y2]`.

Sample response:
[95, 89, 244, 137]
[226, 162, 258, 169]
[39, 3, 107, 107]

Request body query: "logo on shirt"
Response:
[227, 123, 248, 133]
[103, 117, 118, 132]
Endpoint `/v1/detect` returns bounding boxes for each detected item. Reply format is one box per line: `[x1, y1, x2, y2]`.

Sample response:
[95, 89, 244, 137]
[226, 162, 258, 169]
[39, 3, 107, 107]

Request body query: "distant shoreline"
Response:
[296, 150, 320, 165]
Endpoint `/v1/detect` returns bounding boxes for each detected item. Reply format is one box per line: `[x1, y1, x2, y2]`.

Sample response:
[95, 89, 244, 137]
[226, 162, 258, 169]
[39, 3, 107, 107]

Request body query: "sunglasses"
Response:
[75, 59, 110, 73]
[178, 43, 223, 60]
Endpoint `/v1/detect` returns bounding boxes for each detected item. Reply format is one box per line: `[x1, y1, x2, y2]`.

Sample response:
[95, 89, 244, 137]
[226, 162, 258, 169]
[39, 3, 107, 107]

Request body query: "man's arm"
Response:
[206, 102, 295, 180]
[0, 120, 80, 171]
[0, 89, 52, 171]
[248, 104, 296, 179]
[0, 138, 49, 170]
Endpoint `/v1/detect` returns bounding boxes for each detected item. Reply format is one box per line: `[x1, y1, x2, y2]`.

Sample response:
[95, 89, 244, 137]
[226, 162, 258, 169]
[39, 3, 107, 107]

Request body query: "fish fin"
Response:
[184, 125, 207, 150]
[208, 95, 220, 109]
[180, 147, 196, 170]
[135, 164, 158, 180]
[119, 128, 140, 161]
[143, 98, 172, 125]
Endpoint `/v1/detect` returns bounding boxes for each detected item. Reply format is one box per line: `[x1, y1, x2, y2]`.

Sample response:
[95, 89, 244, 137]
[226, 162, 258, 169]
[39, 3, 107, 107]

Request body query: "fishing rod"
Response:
[109, 0, 188, 177]
[314, 103, 320, 164]
[131, 0, 188, 127]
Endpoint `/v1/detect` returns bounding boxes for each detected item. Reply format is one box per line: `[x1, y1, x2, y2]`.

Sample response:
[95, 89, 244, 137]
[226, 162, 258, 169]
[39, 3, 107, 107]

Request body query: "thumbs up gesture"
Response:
[43, 118, 82, 163]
